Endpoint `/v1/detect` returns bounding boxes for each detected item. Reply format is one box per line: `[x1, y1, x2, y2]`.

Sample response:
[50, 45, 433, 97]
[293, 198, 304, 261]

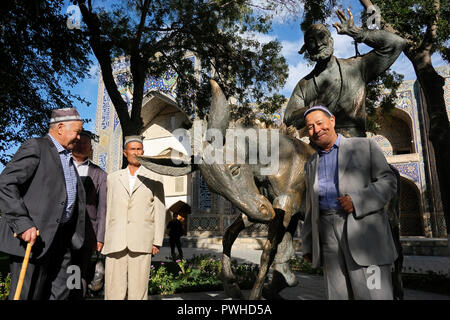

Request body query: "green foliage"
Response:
[300, 0, 337, 31]
[148, 262, 177, 295]
[76, 0, 289, 135]
[366, 70, 404, 134]
[0, 1, 91, 164]
[289, 255, 323, 275]
[0, 273, 11, 300]
[368, 0, 449, 61]
[148, 254, 258, 295]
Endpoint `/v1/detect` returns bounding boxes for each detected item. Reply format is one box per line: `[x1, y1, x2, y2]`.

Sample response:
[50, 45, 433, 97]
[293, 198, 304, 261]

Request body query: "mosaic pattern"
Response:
[370, 134, 393, 156]
[396, 91, 413, 113]
[101, 88, 110, 130]
[391, 162, 420, 184]
[144, 69, 178, 98]
[98, 153, 107, 171]
[189, 216, 219, 231]
[112, 57, 130, 72]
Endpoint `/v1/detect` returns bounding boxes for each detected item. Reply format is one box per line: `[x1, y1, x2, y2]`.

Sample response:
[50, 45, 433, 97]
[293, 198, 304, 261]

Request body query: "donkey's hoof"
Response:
[223, 282, 244, 299]
[262, 286, 285, 300]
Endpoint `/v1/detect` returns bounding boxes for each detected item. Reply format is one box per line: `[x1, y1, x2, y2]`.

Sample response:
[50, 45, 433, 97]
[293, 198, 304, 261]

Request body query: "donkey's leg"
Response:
[219, 214, 247, 299]
[249, 211, 285, 300]
[262, 212, 301, 300]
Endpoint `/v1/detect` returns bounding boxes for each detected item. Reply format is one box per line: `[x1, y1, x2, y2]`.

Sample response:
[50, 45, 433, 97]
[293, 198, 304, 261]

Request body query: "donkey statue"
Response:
[138, 79, 315, 299]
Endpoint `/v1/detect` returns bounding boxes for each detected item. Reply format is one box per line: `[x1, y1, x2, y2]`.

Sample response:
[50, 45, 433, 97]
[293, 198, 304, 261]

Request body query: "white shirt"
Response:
[74, 158, 90, 177]
[128, 166, 142, 194]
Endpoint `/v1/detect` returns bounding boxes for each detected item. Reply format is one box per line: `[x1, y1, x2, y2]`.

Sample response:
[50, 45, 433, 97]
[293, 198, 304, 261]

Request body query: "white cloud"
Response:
[331, 29, 357, 59]
[282, 59, 313, 97]
[243, 31, 276, 44]
[280, 39, 301, 61]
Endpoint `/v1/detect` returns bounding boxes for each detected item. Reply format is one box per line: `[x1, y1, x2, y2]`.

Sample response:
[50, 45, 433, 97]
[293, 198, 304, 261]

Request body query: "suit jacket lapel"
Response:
[119, 169, 131, 196]
[131, 167, 145, 195]
[44, 135, 65, 178]
[338, 136, 353, 185]
[309, 153, 319, 201]
[87, 162, 94, 180]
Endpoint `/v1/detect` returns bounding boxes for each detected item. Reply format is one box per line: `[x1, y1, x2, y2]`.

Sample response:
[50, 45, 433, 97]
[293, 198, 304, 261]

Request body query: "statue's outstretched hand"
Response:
[333, 8, 359, 36]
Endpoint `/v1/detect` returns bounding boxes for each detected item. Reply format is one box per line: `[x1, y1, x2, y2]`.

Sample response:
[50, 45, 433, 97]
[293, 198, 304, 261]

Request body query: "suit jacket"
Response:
[82, 162, 107, 247]
[302, 136, 397, 268]
[102, 166, 166, 255]
[0, 135, 85, 259]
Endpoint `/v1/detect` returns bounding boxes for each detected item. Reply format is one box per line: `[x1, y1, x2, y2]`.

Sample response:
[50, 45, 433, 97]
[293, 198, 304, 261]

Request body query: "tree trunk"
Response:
[408, 50, 450, 236]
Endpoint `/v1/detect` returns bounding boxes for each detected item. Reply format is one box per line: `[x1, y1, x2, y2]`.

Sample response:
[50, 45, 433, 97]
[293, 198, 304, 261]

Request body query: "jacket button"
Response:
[56, 219, 60, 223]
[60, 201, 65, 206]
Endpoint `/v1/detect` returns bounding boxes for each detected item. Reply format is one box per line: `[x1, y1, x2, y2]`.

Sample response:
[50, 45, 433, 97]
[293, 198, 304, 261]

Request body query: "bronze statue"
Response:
[283, 9, 406, 300]
[284, 9, 406, 138]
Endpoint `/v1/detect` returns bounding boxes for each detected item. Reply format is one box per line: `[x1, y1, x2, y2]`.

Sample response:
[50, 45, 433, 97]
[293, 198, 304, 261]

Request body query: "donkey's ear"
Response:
[136, 149, 197, 176]
[208, 79, 230, 136]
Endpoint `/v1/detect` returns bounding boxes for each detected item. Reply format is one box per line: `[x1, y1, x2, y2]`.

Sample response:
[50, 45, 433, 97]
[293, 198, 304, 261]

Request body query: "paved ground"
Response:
[144, 246, 450, 300]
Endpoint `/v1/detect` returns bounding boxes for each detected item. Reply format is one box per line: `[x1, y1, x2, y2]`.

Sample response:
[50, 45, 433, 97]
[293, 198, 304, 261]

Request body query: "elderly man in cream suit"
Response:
[301, 106, 397, 300]
[102, 135, 166, 300]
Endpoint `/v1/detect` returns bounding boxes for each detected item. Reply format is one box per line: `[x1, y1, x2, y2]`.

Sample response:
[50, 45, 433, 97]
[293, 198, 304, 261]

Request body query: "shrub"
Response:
[289, 255, 323, 275]
[148, 254, 258, 295]
[0, 273, 11, 300]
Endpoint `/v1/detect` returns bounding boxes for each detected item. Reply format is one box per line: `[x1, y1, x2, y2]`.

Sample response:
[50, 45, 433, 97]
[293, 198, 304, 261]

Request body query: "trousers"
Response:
[319, 210, 393, 300]
[104, 248, 151, 300]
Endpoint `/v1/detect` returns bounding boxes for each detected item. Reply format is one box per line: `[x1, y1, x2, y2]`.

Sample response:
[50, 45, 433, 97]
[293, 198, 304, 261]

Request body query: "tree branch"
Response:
[76, 0, 132, 131]
[418, 0, 440, 54]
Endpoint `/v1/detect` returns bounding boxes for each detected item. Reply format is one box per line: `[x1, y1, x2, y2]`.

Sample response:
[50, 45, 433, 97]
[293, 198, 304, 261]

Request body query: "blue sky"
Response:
[0, 0, 447, 172]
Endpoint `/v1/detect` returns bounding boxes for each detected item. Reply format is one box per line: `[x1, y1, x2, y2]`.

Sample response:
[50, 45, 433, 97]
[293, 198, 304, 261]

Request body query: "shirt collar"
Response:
[317, 133, 341, 155]
[128, 165, 142, 177]
[48, 133, 70, 154]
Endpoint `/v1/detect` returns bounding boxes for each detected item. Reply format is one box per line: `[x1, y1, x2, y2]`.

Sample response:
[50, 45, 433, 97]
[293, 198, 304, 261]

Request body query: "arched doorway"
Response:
[371, 108, 415, 155]
[168, 201, 191, 235]
[399, 177, 424, 236]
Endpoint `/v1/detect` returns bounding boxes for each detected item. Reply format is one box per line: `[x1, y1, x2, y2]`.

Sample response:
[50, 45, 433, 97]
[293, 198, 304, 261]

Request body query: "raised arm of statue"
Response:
[333, 8, 406, 82]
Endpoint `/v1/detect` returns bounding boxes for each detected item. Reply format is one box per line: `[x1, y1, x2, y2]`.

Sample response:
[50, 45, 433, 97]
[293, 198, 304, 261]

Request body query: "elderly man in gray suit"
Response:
[0, 108, 85, 300]
[301, 105, 397, 300]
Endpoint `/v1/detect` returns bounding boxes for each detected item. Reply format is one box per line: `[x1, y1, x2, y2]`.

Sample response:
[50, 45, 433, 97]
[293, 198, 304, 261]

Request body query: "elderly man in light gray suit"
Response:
[301, 105, 397, 300]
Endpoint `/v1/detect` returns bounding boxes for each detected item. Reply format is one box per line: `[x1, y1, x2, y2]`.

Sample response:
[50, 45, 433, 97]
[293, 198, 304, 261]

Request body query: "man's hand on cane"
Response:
[17, 227, 38, 246]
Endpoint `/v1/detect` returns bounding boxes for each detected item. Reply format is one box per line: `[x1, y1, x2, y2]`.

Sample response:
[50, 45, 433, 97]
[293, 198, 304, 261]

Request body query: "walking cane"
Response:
[13, 230, 40, 300]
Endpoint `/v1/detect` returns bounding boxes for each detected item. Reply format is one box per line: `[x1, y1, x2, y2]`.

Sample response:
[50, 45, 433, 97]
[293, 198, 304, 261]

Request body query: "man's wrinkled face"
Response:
[305, 110, 337, 150]
[73, 135, 92, 159]
[305, 28, 334, 61]
[59, 121, 83, 151]
[123, 141, 144, 166]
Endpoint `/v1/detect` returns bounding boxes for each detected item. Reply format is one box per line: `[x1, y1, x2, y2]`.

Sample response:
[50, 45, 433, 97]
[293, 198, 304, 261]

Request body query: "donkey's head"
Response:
[138, 80, 275, 222]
